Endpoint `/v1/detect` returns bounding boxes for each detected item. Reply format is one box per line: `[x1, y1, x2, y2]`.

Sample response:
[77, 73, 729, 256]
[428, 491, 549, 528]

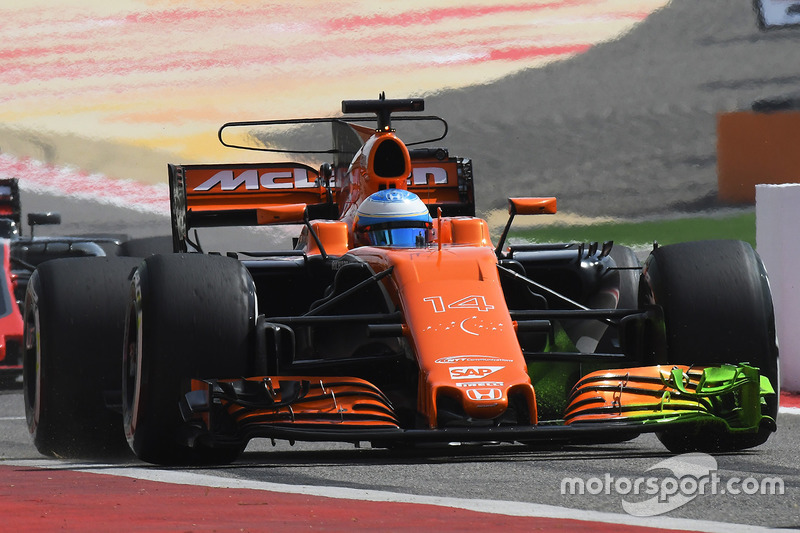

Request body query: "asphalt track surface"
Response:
[2, 389, 800, 531]
[3, 0, 800, 531]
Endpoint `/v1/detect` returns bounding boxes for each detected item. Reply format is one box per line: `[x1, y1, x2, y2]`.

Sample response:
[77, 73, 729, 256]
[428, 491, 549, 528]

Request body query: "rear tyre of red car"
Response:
[639, 240, 779, 453]
[123, 253, 255, 465]
[23, 257, 141, 459]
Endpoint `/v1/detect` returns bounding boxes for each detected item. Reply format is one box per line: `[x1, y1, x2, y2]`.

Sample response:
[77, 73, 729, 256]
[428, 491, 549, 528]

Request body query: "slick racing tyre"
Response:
[610, 244, 640, 310]
[123, 254, 256, 465]
[596, 244, 641, 353]
[118, 235, 174, 258]
[23, 257, 141, 459]
[639, 240, 779, 452]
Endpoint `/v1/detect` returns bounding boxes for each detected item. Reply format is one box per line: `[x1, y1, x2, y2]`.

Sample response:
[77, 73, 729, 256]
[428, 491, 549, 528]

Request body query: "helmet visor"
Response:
[361, 223, 430, 247]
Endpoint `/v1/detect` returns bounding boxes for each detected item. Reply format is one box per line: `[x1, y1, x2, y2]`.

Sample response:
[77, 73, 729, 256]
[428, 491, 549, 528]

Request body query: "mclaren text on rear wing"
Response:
[169, 162, 334, 251]
[169, 157, 475, 251]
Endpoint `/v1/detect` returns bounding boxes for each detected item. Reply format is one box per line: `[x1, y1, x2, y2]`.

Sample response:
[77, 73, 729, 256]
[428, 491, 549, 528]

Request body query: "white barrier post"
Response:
[756, 183, 800, 393]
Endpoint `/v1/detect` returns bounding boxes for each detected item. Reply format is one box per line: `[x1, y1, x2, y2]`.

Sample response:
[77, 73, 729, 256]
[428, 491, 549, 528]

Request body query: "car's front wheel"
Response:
[639, 240, 778, 452]
[123, 253, 256, 465]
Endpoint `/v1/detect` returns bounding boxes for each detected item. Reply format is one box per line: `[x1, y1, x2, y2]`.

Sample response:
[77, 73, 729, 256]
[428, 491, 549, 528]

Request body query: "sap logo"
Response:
[410, 166, 448, 185]
[448, 366, 504, 380]
[194, 168, 316, 191]
[466, 388, 502, 401]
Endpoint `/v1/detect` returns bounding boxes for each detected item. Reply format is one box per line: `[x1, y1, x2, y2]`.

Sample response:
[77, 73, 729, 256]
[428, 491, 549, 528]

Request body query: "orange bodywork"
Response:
[188, 240, 539, 430]
[302, 220, 350, 256]
[564, 365, 712, 423]
[509, 197, 557, 215]
[170, 99, 774, 449]
[181, 163, 327, 215]
[190, 376, 401, 430]
[300, 127, 535, 426]
[173, 122, 541, 429]
[435, 217, 492, 247]
[171, 124, 475, 249]
[346, 245, 537, 427]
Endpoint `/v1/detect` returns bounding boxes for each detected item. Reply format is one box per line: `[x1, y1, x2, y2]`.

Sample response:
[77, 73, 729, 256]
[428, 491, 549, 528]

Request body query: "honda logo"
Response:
[466, 388, 502, 401]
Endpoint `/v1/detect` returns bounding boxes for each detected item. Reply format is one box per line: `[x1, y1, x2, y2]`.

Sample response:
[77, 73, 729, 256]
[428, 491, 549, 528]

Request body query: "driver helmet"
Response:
[354, 189, 432, 247]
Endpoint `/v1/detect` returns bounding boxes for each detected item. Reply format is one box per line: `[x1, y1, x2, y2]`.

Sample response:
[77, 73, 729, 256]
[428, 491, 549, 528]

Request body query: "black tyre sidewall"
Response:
[639, 240, 779, 451]
[642, 241, 777, 372]
[596, 244, 641, 353]
[118, 235, 174, 258]
[124, 253, 255, 465]
[23, 257, 141, 458]
[610, 244, 640, 310]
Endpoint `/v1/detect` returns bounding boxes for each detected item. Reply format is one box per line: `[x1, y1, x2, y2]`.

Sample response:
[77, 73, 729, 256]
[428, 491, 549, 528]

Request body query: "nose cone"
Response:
[460, 386, 508, 419]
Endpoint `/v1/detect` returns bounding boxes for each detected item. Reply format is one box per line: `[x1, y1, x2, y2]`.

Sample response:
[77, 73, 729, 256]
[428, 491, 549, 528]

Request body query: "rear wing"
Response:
[170, 116, 475, 252]
[169, 157, 475, 252]
[170, 158, 476, 252]
[407, 150, 475, 218]
[169, 162, 335, 252]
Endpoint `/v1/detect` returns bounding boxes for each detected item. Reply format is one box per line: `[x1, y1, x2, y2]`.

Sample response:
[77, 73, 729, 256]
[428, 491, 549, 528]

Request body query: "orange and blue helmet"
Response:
[354, 189, 432, 247]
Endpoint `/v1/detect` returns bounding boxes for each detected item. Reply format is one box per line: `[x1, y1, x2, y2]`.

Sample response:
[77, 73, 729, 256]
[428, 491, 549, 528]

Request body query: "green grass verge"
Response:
[510, 212, 756, 248]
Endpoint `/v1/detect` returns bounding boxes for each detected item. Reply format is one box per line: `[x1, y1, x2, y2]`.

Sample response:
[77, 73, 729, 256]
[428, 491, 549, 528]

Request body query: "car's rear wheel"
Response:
[118, 235, 174, 257]
[123, 253, 256, 465]
[639, 240, 779, 452]
[23, 257, 141, 458]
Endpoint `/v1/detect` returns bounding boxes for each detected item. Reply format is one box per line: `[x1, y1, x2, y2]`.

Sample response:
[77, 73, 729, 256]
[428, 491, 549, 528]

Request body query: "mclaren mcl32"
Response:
[23, 96, 778, 464]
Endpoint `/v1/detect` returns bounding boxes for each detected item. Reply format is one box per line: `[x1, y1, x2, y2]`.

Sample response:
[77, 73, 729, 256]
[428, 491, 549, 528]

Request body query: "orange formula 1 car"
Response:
[23, 96, 778, 464]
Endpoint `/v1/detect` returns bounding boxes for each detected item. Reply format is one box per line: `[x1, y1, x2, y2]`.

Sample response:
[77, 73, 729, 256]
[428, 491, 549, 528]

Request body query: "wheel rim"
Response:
[122, 276, 144, 447]
[22, 296, 41, 432]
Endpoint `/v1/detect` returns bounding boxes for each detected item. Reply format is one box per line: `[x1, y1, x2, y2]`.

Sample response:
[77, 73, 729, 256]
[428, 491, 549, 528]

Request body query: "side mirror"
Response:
[508, 197, 557, 215]
[495, 197, 557, 257]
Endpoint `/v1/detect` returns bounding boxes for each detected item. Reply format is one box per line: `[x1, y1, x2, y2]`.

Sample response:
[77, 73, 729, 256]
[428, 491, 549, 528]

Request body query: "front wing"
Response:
[179, 364, 775, 448]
